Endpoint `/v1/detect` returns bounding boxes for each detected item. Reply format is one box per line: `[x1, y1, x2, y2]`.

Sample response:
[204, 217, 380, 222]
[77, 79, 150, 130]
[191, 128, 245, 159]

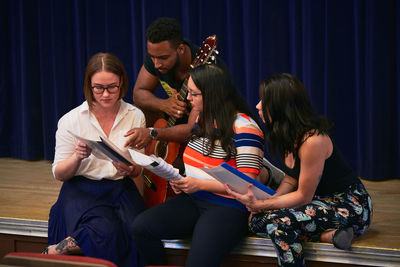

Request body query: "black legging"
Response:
[130, 193, 249, 267]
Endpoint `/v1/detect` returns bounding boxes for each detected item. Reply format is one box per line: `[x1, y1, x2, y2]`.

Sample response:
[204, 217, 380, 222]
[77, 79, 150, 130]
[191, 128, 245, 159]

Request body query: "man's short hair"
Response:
[146, 17, 183, 48]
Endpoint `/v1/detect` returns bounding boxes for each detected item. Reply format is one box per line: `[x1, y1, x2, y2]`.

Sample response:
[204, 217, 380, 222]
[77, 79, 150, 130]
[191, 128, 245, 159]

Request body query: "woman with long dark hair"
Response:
[227, 73, 372, 266]
[131, 64, 265, 266]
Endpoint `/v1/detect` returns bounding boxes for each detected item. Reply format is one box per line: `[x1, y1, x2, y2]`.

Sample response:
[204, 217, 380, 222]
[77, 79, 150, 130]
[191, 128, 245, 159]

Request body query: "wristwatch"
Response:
[149, 127, 158, 140]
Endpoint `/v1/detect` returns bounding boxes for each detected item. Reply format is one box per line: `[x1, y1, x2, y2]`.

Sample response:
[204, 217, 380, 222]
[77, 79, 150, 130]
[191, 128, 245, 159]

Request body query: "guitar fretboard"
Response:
[163, 35, 217, 130]
[165, 78, 189, 128]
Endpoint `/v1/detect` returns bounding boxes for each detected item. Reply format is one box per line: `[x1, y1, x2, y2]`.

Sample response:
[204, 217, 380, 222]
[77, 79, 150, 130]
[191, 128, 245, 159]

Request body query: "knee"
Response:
[130, 213, 149, 239]
[92, 218, 122, 240]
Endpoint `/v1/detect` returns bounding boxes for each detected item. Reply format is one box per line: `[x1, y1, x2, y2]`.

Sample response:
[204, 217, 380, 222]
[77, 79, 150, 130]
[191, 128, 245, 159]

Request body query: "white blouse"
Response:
[52, 100, 145, 180]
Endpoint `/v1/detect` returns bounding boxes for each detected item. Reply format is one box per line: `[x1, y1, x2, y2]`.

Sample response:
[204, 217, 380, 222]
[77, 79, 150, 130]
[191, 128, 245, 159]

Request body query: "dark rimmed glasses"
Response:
[91, 84, 120, 94]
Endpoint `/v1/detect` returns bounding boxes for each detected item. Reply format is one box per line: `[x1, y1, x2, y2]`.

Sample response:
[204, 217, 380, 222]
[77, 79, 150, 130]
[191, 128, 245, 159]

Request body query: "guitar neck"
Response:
[177, 78, 189, 102]
[163, 34, 217, 129]
[165, 77, 189, 128]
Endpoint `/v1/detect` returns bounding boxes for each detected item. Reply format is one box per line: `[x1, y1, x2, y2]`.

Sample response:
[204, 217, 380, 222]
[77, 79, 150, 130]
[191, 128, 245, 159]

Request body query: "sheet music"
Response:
[200, 163, 276, 200]
[128, 149, 183, 180]
[68, 130, 133, 165]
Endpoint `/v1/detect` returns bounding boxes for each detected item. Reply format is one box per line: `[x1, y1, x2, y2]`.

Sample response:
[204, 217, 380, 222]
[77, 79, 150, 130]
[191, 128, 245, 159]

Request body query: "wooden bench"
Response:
[1, 217, 399, 267]
[162, 237, 400, 267]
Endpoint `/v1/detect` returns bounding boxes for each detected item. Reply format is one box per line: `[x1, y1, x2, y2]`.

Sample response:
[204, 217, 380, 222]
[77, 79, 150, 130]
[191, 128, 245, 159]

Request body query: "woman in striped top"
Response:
[131, 64, 264, 267]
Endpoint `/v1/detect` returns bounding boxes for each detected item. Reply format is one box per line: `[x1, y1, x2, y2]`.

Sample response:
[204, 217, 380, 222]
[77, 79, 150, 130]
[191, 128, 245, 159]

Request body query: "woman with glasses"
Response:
[226, 73, 372, 267]
[131, 64, 265, 266]
[46, 52, 146, 267]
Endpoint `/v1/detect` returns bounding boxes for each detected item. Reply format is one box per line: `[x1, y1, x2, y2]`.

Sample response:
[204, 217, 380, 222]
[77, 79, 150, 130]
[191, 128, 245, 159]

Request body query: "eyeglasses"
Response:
[188, 90, 202, 97]
[91, 84, 120, 94]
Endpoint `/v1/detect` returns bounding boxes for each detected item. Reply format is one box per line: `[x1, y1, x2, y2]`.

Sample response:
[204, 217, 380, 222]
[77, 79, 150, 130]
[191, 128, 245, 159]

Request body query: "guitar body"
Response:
[142, 35, 218, 208]
[143, 118, 180, 208]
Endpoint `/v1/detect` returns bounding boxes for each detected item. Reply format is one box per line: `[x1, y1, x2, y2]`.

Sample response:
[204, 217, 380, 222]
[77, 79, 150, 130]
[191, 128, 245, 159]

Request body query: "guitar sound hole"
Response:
[154, 141, 168, 160]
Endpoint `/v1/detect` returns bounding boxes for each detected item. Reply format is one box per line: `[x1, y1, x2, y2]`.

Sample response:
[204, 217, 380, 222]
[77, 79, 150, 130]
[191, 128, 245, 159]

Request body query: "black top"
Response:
[282, 140, 360, 196]
[143, 38, 227, 125]
[143, 39, 198, 125]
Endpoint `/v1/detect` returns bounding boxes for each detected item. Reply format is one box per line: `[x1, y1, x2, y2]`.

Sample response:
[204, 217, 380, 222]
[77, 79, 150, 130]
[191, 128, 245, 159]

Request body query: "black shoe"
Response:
[333, 227, 354, 250]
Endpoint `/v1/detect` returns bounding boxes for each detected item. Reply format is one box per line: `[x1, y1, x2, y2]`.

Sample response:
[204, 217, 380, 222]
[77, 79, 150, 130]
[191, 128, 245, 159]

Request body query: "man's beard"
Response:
[165, 52, 180, 75]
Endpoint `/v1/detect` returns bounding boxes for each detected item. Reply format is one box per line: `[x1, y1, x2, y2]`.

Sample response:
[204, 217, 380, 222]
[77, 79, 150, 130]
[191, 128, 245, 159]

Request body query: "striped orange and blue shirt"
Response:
[183, 113, 264, 210]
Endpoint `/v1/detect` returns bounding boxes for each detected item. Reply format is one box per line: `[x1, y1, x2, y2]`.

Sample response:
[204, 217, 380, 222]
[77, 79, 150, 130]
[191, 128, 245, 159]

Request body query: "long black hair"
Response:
[259, 73, 332, 160]
[189, 64, 257, 160]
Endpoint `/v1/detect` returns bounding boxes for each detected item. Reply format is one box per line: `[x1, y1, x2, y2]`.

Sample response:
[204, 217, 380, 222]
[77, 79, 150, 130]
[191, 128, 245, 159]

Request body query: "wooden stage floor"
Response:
[0, 157, 399, 266]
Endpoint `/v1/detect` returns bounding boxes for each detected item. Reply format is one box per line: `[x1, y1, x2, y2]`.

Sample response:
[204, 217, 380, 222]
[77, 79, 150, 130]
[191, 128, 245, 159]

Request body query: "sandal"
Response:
[41, 245, 50, 254]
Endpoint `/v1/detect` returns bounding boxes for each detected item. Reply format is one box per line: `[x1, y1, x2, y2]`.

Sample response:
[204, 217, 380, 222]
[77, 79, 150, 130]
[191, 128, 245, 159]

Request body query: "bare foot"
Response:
[45, 237, 82, 255]
[42, 244, 59, 254]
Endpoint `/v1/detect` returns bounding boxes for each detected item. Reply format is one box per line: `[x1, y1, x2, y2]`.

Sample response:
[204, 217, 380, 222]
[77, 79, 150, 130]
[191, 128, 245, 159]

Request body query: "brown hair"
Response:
[83, 52, 128, 109]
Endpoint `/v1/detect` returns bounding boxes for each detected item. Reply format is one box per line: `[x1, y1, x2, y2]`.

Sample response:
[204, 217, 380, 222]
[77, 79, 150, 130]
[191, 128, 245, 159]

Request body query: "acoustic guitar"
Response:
[143, 35, 219, 208]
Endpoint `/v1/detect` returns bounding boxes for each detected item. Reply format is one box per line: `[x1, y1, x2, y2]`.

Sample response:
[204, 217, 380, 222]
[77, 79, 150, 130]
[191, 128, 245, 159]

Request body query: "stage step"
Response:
[1, 217, 399, 266]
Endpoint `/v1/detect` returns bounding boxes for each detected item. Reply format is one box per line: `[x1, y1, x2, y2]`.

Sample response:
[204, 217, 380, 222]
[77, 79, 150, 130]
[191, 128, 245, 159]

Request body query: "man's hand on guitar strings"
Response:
[163, 93, 187, 119]
[124, 128, 152, 149]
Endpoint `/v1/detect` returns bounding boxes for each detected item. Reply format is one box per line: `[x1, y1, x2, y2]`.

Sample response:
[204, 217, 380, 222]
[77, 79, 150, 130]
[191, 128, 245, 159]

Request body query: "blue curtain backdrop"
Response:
[0, 0, 399, 180]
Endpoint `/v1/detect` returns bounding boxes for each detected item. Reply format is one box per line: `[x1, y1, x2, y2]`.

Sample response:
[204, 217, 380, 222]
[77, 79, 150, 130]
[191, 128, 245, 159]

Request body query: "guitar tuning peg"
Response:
[211, 56, 215, 61]
[215, 50, 219, 55]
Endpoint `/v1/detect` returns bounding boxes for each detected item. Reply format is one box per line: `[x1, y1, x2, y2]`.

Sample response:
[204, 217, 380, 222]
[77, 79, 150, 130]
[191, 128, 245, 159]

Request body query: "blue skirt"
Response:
[48, 176, 146, 267]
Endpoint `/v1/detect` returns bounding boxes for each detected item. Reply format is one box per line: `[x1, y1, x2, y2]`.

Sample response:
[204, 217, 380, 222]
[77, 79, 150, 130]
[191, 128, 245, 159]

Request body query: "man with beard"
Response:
[124, 17, 200, 148]
[124, 18, 283, 210]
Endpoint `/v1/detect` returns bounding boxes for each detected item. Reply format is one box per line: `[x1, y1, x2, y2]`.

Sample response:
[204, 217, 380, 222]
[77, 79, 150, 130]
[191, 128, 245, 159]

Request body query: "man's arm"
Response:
[155, 108, 198, 142]
[124, 108, 199, 149]
[133, 65, 186, 118]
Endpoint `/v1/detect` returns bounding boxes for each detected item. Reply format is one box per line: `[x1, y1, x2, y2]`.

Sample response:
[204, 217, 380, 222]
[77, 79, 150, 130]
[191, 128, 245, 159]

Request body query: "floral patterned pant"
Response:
[249, 182, 372, 267]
